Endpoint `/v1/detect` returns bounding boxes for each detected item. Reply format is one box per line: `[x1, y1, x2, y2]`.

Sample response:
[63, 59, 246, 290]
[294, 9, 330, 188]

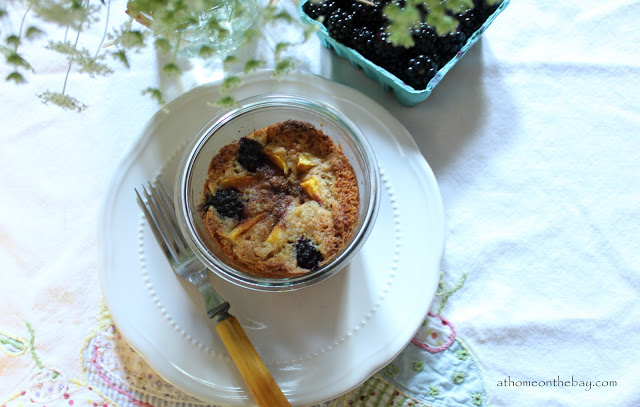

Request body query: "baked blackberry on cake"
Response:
[199, 120, 359, 278]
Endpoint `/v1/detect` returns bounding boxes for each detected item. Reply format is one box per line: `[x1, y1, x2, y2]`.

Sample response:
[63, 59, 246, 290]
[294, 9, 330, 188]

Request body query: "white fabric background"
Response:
[1, 0, 639, 406]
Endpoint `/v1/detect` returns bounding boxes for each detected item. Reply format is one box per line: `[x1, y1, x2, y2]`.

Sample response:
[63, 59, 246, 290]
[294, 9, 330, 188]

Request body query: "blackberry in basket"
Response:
[302, 0, 505, 91]
[326, 8, 356, 44]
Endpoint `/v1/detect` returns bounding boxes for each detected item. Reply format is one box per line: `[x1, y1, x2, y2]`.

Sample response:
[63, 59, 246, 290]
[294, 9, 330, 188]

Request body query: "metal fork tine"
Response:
[147, 182, 188, 255]
[152, 179, 189, 252]
[141, 184, 181, 263]
[135, 187, 177, 263]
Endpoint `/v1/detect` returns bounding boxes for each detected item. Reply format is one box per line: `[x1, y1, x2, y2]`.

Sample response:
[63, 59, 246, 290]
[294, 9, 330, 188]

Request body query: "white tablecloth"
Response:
[1, 1, 639, 406]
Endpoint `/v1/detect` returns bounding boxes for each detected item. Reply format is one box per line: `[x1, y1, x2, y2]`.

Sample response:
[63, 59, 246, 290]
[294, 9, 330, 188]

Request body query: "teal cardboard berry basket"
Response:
[298, 0, 510, 106]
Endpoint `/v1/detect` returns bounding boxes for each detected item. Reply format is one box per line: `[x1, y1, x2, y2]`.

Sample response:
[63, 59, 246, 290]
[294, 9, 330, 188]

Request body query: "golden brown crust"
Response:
[199, 120, 359, 279]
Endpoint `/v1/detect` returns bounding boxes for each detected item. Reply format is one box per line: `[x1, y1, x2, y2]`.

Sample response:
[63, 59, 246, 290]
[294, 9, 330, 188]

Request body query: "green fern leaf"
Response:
[111, 50, 129, 68]
[162, 62, 181, 76]
[142, 87, 166, 105]
[275, 42, 291, 59]
[6, 35, 20, 48]
[118, 30, 145, 48]
[154, 37, 171, 54]
[6, 52, 31, 70]
[211, 95, 236, 107]
[199, 45, 215, 58]
[273, 57, 297, 77]
[224, 55, 239, 65]
[244, 59, 263, 74]
[221, 75, 241, 93]
[25, 26, 45, 40]
[6, 71, 25, 83]
[38, 91, 86, 112]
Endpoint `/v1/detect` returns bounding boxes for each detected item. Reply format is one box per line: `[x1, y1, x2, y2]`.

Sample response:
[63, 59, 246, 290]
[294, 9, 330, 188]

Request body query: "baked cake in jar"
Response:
[199, 119, 359, 278]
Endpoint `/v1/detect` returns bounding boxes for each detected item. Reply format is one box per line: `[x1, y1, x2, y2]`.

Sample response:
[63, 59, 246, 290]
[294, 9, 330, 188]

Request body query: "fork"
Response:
[135, 179, 291, 407]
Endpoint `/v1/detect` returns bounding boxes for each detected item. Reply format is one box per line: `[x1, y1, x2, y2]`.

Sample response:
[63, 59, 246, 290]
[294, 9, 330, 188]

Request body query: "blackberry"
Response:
[351, 1, 385, 27]
[404, 54, 437, 89]
[412, 23, 438, 56]
[326, 8, 355, 44]
[295, 238, 324, 270]
[373, 29, 398, 59]
[372, 29, 409, 75]
[454, 9, 477, 39]
[307, 0, 499, 91]
[349, 27, 375, 58]
[237, 137, 266, 172]
[476, 0, 500, 21]
[303, 0, 338, 20]
[302, 1, 322, 20]
[436, 31, 467, 63]
[203, 189, 244, 220]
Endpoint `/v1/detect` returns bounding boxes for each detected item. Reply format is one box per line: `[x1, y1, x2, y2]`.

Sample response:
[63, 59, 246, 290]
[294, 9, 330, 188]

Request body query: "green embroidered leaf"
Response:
[428, 385, 440, 396]
[162, 62, 181, 76]
[413, 360, 425, 372]
[142, 87, 165, 105]
[111, 50, 129, 68]
[455, 349, 470, 360]
[154, 37, 171, 54]
[38, 91, 87, 112]
[452, 371, 466, 384]
[470, 393, 483, 406]
[25, 321, 43, 369]
[6, 35, 20, 48]
[383, 364, 399, 378]
[383, 2, 421, 48]
[244, 59, 263, 74]
[0, 331, 27, 354]
[0, 9, 7, 18]
[25, 26, 45, 40]
[220, 75, 241, 93]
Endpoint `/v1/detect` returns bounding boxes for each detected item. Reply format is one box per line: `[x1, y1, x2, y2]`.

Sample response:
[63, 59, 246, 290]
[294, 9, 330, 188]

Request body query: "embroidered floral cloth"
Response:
[2, 280, 485, 407]
[2, 1, 640, 407]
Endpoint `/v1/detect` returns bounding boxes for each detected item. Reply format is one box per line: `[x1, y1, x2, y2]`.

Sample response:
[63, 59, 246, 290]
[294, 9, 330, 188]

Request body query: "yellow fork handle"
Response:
[216, 315, 291, 407]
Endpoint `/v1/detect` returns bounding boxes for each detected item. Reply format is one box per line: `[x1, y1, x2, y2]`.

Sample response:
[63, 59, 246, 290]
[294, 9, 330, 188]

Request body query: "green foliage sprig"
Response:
[384, 0, 501, 47]
[0, 0, 314, 111]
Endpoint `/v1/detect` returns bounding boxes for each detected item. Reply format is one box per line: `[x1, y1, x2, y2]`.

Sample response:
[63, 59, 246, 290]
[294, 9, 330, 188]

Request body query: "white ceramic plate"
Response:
[98, 70, 445, 407]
